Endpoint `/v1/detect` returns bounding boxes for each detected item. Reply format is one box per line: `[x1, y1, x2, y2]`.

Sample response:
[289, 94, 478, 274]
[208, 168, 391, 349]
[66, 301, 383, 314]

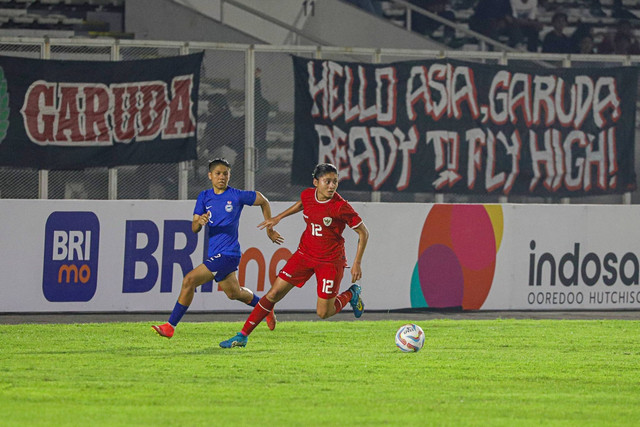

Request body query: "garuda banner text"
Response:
[0, 52, 203, 169]
[292, 56, 638, 196]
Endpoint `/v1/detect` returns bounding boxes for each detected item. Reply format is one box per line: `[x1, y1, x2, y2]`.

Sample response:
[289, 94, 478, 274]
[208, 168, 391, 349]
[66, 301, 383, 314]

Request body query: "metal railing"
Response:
[391, 0, 522, 53]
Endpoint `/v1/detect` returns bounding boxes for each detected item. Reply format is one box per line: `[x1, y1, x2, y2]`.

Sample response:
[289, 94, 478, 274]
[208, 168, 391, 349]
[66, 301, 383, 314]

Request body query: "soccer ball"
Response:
[395, 323, 425, 352]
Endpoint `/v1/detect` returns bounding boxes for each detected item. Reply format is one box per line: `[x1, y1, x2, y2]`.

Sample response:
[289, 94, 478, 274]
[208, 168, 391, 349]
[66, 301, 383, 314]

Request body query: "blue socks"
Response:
[249, 293, 259, 307]
[169, 292, 258, 327]
[168, 301, 189, 327]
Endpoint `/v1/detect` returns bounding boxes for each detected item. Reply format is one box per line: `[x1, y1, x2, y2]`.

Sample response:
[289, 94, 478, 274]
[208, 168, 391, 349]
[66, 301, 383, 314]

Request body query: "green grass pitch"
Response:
[1, 319, 640, 426]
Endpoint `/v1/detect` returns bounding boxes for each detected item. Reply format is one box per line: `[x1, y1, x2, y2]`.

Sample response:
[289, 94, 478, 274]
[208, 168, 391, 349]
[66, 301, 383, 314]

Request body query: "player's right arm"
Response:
[258, 200, 303, 230]
[192, 211, 211, 233]
[192, 191, 211, 233]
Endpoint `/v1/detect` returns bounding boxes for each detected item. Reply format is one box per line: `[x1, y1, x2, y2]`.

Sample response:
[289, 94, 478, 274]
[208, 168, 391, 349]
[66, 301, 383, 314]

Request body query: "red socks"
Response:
[333, 289, 353, 314]
[241, 289, 353, 336]
[241, 296, 275, 336]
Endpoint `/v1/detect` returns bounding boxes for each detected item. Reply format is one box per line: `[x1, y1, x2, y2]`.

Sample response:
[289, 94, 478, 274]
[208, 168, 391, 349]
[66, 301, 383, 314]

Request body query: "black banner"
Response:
[0, 52, 203, 170]
[293, 56, 638, 196]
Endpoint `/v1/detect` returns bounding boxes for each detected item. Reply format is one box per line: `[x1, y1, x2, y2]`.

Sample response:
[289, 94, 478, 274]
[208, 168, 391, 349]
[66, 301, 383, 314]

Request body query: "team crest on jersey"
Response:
[225, 201, 233, 212]
[323, 217, 332, 226]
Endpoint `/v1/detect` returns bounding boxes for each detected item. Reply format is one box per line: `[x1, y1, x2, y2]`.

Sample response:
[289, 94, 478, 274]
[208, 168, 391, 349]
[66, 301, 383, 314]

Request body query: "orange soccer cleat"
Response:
[265, 309, 277, 331]
[151, 322, 175, 339]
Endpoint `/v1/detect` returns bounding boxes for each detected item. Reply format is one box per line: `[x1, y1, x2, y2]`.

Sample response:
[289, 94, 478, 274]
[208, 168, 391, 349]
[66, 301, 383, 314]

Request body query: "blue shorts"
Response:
[203, 254, 241, 282]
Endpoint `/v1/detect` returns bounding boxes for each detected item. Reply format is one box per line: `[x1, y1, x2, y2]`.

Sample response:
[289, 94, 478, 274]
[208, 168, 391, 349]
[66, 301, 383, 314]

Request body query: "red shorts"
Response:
[277, 251, 345, 299]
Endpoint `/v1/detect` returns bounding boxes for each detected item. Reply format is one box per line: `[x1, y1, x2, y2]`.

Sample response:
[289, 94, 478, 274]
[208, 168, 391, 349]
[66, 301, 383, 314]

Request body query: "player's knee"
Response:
[266, 287, 285, 302]
[181, 275, 198, 290]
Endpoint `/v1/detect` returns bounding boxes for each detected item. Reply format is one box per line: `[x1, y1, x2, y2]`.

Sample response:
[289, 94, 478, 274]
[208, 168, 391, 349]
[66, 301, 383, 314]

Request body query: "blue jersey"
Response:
[193, 187, 257, 257]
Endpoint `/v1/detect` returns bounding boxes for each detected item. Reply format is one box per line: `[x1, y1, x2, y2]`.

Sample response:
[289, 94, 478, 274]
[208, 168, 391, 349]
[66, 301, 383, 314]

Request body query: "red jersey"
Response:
[296, 188, 363, 264]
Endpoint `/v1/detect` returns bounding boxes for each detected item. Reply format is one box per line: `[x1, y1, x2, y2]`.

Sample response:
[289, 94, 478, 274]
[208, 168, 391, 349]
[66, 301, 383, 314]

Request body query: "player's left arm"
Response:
[253, 191, 284, 245]
[350, 222, 369, 283]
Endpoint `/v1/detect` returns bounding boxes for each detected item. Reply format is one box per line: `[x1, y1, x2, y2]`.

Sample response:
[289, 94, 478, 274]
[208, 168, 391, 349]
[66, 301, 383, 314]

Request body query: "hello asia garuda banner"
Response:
[292, 56, 639, 196]
[0, 52, 203, 169]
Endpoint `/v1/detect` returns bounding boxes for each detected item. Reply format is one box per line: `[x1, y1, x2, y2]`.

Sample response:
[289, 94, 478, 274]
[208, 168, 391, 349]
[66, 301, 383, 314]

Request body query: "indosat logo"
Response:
[411, 205, 503, 309]
[43, 211, 100, 302]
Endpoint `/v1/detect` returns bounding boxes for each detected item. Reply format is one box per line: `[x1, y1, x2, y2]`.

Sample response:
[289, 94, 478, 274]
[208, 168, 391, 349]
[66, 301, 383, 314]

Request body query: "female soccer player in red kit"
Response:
[220, 162, 369, 348]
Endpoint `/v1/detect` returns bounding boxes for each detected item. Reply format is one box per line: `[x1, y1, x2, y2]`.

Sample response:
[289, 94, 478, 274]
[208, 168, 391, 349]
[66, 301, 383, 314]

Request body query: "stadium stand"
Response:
[379, 0, 640, 52]
[0, 0, 129, 38]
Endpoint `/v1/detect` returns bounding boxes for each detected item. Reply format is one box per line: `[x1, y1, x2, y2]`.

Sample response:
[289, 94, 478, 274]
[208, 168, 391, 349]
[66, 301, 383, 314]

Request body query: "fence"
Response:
[0, 37, 638, 204]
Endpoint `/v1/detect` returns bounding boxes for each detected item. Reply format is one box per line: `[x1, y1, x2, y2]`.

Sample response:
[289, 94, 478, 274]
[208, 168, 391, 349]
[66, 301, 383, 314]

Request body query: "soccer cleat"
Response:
[265, 309, 277, 331]
[219, 332, 248, 348]
[151, 322, 174, 339]
[348, 284, 364, 318]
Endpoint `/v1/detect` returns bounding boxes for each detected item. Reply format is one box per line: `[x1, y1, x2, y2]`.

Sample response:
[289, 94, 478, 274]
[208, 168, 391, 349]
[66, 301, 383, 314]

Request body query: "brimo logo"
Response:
[43, 212, 100, 302]
[54, 230, 92, 284]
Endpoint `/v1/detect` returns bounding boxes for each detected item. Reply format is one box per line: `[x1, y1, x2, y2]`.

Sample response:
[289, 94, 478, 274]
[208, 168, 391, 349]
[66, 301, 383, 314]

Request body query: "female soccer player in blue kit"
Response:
[152, 158, 283, 338]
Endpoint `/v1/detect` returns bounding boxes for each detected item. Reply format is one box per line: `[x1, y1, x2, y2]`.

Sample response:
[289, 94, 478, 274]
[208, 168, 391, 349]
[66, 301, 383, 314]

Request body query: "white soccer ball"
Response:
[395, 323, 425, 352]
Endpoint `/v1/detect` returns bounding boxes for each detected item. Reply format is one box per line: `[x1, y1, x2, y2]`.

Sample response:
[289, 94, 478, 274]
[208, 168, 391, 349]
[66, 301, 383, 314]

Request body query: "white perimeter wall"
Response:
[1, 200, 640, 312]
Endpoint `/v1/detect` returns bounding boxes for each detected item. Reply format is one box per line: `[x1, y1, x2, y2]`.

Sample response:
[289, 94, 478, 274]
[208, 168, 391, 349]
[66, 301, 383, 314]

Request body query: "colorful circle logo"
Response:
[410, 204, 503, 309]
